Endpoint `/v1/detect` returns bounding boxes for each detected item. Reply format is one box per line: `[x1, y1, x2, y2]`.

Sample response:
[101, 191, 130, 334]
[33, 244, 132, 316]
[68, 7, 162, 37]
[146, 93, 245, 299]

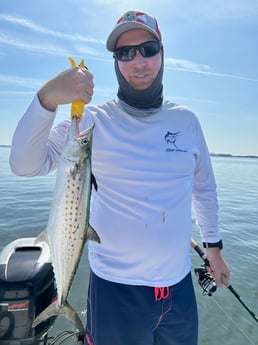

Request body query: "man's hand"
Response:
[37, 66, 94, 112]
[206, 247, 230, 287]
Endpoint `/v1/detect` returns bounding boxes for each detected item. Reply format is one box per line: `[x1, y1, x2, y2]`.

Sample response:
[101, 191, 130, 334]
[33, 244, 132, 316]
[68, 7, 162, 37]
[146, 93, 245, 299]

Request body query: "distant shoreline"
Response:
[210, 153, 258, 159]
[1, 145, 257, 159]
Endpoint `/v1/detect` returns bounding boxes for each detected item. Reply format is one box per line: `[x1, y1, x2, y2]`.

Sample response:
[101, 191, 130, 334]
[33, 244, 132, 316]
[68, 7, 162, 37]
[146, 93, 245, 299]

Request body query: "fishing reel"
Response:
[194, 265, 217, 296]
[191, 238, 258, 323]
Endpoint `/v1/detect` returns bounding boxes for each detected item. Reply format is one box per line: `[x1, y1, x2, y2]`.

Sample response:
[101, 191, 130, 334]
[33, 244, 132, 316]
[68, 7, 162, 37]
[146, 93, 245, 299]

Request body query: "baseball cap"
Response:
[106, 10, 162, 52]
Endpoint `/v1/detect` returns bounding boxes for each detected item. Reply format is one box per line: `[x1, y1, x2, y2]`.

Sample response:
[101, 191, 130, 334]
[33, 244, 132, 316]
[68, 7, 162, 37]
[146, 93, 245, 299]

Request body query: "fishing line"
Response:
[211, 297, 256, 345]
[191, 237, 258, 344]
[191, 238, 258, 323]
[39, 330, 83, 345]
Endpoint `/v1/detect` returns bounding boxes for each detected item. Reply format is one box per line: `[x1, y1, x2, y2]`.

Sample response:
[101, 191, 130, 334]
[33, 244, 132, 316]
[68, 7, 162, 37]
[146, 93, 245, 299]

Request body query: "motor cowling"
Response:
[0, 238, 56, 345]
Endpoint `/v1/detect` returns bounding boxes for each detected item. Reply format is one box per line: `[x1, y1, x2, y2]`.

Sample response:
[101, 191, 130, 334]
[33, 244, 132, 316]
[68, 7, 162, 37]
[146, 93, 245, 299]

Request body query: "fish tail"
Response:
[62, 301, 85, 334]
[32, 300, 85, 334]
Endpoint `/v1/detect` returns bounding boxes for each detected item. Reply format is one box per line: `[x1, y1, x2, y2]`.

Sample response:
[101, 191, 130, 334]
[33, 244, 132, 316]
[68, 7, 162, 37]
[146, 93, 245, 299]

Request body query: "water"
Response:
[0, 146, 258, 344]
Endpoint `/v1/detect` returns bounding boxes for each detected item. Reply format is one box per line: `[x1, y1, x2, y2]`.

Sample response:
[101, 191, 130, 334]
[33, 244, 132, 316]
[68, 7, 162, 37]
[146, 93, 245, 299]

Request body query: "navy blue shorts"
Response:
[85, 271, 198, 345]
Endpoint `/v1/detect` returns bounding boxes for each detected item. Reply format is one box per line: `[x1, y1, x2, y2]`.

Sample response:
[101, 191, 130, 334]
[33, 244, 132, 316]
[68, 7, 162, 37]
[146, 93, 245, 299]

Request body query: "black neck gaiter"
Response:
[114, 56, 164, 109]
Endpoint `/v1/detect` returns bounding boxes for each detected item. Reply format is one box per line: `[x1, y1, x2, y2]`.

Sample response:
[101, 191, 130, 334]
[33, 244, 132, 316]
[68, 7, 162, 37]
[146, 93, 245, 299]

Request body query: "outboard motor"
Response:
[0, 238, 56, 345]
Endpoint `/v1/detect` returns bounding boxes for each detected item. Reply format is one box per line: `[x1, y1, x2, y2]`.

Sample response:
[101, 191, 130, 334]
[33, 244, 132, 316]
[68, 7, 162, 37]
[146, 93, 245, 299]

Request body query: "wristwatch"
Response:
[203, 240, 223, 250]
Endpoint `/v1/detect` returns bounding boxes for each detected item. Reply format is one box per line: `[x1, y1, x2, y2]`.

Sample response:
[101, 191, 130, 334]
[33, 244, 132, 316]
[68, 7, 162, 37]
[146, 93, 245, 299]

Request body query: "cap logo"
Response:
[117, 11, 148, 25]
[106, 10, 162, 51]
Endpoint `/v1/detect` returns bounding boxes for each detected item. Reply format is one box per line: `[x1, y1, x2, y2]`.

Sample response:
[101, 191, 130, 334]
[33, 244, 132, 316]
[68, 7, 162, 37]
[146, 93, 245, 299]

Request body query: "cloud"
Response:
[164, 57, 258, 82]
[86, 0, 258, 22]
[0, 32, 112, 62]
[0, 12, 256, 83]
[1, 31, 257, 84]
[0, 90, 35, 95]
[74, 44, 107, 58]
[0, 33, 70, 56]
[0, 73, 44, 89]
[165, 57, 211, 73]
[165, 94, 219, 106]
[0, 14, 105, 45]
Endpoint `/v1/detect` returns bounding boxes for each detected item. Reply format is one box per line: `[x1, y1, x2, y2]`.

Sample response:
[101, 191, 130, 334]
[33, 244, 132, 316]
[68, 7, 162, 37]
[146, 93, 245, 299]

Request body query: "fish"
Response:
[32, 116, 100, 333]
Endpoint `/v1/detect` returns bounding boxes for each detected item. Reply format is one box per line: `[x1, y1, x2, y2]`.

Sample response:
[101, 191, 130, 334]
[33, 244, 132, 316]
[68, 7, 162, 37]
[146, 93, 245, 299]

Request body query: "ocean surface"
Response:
[0, 146, 257, 345]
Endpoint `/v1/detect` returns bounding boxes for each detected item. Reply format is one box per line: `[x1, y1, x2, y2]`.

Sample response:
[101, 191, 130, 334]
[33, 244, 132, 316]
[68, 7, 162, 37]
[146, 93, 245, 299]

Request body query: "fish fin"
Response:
[91, 173, 98, 191]
[34, 230, 49, 246]
[32, 300, 85, 334]
[32, 300, 58, 328]
[87, 225, 101, 243]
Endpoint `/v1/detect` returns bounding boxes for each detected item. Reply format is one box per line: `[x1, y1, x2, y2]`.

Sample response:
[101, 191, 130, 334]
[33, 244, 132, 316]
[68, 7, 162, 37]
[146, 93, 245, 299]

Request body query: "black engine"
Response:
[0, 238, 56, 345]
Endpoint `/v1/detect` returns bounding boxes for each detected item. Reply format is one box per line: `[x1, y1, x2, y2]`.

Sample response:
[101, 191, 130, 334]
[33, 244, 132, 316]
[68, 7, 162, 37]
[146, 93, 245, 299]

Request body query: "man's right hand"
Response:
[37, 66, 94, 112]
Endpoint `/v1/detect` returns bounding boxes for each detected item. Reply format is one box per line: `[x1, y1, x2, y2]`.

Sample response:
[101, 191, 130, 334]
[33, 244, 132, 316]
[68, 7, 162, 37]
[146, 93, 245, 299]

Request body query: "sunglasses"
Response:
[113, 41, 162, 62]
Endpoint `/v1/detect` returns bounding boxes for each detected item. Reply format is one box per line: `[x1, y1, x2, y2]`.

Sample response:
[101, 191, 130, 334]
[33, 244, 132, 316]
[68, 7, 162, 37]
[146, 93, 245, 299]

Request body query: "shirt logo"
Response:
[164, 131, 187, 152]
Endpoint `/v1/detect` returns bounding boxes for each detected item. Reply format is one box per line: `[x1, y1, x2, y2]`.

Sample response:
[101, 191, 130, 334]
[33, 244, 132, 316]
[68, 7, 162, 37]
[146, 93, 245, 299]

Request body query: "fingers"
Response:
[207, 261, 230, 288]
[206, 248, 230, 288]
[70, 65, 93, 119]
[206, 265, 221, 287]
[37, 65, 95, 111]
[71, 67, 94, 104]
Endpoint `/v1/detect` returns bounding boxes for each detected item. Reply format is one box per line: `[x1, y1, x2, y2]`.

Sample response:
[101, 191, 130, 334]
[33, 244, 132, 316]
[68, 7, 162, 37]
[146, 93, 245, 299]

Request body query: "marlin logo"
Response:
[164, 131, 187, 152]
[164, 131, 181, 148]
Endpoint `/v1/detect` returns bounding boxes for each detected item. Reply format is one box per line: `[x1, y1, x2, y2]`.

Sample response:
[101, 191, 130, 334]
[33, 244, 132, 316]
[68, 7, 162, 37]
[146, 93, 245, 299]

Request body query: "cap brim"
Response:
[106, 22, 160, 52]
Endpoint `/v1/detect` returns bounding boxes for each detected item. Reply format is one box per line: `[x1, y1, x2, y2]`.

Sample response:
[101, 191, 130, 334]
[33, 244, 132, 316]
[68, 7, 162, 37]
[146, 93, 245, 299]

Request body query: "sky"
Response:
[0, 0, 257, 156]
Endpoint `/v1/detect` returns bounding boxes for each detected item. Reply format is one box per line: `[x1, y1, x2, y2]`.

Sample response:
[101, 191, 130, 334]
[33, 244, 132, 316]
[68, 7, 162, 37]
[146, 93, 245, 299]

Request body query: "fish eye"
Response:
[80, 137, 89, 146]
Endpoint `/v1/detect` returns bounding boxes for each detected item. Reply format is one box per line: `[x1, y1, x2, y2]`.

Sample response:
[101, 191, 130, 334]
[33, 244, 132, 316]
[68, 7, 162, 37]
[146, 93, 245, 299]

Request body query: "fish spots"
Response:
[63, 177, 83, 239]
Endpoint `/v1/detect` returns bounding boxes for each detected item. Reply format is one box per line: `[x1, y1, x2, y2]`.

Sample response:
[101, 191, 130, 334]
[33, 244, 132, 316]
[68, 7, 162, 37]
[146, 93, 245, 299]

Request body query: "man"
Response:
[10, 10, 230, 345]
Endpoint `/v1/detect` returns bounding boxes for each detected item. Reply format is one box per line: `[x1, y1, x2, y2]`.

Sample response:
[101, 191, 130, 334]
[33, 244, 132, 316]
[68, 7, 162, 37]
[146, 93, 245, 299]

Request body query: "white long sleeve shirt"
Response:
[10, 96, 221, 286]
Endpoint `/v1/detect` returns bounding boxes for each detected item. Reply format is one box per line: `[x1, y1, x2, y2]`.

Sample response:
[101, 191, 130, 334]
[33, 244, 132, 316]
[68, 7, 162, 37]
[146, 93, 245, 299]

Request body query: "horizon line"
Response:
[1, 145, 257, 158]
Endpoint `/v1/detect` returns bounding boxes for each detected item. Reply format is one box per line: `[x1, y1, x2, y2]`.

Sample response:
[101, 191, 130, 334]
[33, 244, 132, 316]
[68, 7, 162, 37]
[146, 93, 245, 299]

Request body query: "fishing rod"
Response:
[191, 238, 258, 324]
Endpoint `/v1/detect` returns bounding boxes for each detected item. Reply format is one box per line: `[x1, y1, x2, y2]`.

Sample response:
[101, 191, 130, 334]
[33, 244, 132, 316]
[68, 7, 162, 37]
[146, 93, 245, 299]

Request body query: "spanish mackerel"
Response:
[32, 116, 100, 333]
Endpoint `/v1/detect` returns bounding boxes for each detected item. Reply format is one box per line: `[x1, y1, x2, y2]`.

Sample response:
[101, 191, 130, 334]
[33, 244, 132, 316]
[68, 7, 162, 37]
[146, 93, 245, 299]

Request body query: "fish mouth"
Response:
[62, 155, 79, 164]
